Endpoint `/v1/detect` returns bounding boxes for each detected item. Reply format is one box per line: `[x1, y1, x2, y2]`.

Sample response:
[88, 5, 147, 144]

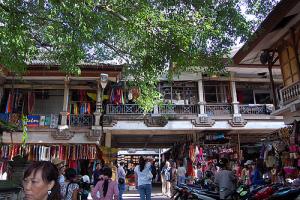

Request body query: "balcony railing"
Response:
[205, 104, 233, 116]
[239, 104, 273, 115]
[68, 114, 94, 127]
[158, 104, 199, 115]
[106, 104, 145, 114]
[280, 81, 300, 105]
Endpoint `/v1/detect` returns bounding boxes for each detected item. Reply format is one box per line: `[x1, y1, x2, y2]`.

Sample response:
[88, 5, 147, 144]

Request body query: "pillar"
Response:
[229, 73, 247, 126]
[230, 77, 240, 115]
[105, 131, 112, 147]
[194, 74, 215, 126]
[60, 76, 70, 126]
[197, 74, 206, 115]
[94, 80, 102, 126]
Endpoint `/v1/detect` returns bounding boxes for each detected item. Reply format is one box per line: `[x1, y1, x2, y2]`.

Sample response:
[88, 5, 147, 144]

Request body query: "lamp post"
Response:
[100, 73, 108, 110]
[99, 73, 108, 144]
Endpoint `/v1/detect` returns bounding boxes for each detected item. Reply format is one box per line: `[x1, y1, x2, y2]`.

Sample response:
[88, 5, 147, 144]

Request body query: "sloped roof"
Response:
[233, 0, 300, 65]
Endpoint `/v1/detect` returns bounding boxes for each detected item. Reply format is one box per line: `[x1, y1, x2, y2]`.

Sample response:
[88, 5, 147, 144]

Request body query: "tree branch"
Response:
[95, 4, 128, 21]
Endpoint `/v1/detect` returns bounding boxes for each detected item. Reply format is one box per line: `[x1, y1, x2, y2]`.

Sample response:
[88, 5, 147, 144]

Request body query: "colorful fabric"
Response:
[28, 92, 35, 114]
[1, 144, 99, 161]
[5, 93, 13, 113]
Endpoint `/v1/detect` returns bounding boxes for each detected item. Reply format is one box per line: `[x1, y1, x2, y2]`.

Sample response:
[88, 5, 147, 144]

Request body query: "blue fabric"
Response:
[134, 163, 152, 186]
[93, 169, 103, 186]
[178, 176, 185, 185]
[252, 169, 265, 185]
[118, 183, 126, 200]
[0, 113, 9, 122]
[138, 184, 152, 200]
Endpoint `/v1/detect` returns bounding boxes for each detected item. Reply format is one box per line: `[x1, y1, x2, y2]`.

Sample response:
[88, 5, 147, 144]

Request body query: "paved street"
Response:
[88, 184, 170, 200]
[123, 185, 170, 200]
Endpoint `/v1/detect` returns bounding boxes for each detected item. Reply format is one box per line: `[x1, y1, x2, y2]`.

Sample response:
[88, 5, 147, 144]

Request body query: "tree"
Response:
[0, 0, 279, 111]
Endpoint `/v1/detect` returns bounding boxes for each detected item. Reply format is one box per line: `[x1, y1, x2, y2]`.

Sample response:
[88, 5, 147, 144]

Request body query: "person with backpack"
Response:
[79, 175, 91, 200]
[117, 162, 126, 200]
[61, 168, 79, 200]
[92, 167, 119, 200]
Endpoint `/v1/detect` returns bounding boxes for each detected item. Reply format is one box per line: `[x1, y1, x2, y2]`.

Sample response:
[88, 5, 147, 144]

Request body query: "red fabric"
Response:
[187, 161, 194, 177]
[28, 92, 35, 114]
[69, 160, 77, 169]
[189, 144, 195, 163]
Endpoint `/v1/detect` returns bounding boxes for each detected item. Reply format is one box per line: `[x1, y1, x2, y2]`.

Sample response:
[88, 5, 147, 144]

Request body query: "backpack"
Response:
[65, 182, 79, 200]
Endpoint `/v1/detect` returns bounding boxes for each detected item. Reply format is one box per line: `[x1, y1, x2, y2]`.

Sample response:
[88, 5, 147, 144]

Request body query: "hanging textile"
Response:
[39, 115, 46, 126]
[28, 92, 35, 114]
[1, 144, 99, 161]
[87, 92, 96, 101]
[50, 114, 59, 128]
[5, 93, 13, 113]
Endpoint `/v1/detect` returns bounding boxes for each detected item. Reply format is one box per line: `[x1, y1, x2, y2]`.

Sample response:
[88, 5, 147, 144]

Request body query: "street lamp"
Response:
[100, 73, 109, 90]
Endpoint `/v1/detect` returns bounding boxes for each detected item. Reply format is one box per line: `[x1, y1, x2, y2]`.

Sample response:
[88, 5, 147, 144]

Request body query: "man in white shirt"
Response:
[118, 162, 126, 200]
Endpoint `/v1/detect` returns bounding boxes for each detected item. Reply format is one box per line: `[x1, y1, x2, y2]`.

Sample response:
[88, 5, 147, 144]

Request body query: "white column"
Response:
[230, 74, 240, 115]
[60, 76, 70, 126]
[229, 73, 247, 126]
[94, 80, 102, 126]
[197, 74, 206, 115]
[105, 131, 112, 147]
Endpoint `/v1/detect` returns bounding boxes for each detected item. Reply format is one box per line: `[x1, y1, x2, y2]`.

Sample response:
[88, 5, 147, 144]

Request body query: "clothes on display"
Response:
[0, 113, 59, 128]
[27, 92, 35, 113]
[1, 144, 99, 161]
[110, 87, 125, 105]
[70, 90, 95, 115]
[5, 92, 25, 113]
[70, 102, 91, 115]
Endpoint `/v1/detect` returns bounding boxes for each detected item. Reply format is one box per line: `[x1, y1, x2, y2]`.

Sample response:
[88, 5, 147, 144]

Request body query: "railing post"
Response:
[152, 105, 160, 116]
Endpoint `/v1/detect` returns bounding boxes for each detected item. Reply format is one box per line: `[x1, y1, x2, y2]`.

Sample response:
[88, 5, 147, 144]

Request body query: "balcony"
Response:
[105, 103, 273, 116]
[68, 114, 94, 127]
[239, 104, 273, 115]
[0, 103, 273, 129]
[280, 81, 300, 106]
[158, 104, 199, 115]
[106, 104, 145, 115]
[206, 104, 233, 116]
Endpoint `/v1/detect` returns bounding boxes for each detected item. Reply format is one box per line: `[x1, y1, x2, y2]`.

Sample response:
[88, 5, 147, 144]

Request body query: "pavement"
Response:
[123, 184, 170, 200]
[88, 183, 170, 200]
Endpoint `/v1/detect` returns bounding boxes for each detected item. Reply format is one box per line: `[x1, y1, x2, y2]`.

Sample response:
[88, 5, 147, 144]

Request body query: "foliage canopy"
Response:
[0, 0, 279, 110]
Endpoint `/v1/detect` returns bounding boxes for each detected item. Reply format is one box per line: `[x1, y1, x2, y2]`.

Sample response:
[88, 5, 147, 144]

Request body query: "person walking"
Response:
[161, 161, 171, 198]
[117, 162, 126, 200]
[92, 167, 119, 200]
[134, 156, 153, 200]
[170, 161, 177, 198]
[93, 162, 104, 186]
[61, 168, 79, 200]
[214, 158, 236, 200]
[177, 161, 186, 185]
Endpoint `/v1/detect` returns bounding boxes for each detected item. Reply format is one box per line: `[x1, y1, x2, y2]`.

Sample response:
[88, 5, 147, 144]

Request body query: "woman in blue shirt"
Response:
[134, 157, 153, 200]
